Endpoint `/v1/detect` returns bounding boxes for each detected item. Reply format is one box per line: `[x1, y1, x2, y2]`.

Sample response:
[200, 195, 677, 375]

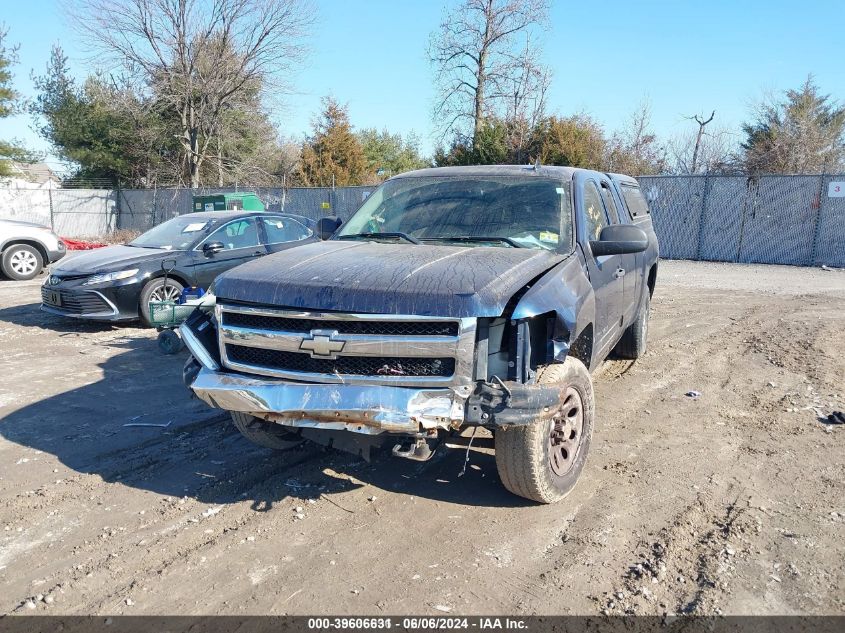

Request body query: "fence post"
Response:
[695, 174, 709, 260]
[48, 181, 55, 230]
[115, 180, 122, 232]
[810, 173, 827, 267]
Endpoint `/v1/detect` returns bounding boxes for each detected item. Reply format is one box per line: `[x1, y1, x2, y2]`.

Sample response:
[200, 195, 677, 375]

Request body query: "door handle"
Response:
[614, 268, 626, 279]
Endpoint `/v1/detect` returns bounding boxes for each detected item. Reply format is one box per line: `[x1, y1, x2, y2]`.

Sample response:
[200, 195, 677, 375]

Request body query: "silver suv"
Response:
[0, 219, 66, 281]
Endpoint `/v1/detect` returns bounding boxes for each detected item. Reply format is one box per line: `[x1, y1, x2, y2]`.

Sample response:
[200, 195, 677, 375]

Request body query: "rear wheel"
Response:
[139, 277, 184, 326]
[494, 357, 594, 504]
[2, 244, 43, 281]
[230, 412, 304, 451]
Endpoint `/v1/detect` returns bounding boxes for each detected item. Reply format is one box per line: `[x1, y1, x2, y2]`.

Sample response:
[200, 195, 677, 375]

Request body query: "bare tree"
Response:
[606, 101, 666, 176]
[503, 34, 550, 163]
[668, 112, 738, 175]
[687, 110, 715, 174]
[70, 0, 314, 187]
[428, 0, 549, 149]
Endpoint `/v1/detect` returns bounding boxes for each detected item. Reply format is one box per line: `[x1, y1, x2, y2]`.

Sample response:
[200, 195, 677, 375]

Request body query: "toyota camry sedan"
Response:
[41, 210, 316, 325]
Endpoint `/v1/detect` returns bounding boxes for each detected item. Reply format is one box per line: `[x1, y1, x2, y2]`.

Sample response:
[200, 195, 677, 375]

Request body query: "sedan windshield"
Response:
[129, 216, 219, 250]
[337, 176, 572, 250]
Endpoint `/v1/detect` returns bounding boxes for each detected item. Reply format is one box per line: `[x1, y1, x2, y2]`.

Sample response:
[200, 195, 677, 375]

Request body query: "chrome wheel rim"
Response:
[548, 387, 584, 477]
[10, 250, 38, 275]
[150, 282, 181, 302]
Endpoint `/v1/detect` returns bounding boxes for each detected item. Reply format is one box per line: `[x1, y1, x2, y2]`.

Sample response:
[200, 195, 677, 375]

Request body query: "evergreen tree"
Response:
[0, 26, 38, 177]
[741, 76, 845, 174]
[298, 97, 368, 186]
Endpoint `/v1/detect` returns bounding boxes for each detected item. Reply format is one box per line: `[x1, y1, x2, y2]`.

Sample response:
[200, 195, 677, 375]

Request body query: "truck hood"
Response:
[51, 245, 179, 275]
[214, 240, 566, 317]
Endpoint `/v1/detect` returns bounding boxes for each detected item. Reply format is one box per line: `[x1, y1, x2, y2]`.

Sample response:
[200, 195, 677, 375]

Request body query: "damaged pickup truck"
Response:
[181, 165, 658, 503]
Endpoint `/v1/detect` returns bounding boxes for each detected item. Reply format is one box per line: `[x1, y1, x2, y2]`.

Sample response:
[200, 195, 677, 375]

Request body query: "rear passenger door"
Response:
[578, 176, 625, 353]
[599, 179, 640, 326]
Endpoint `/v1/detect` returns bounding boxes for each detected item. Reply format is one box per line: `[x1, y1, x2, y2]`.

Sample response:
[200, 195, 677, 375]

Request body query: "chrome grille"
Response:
[222, 311, 459, 337]
[217, 303, 476, 387]
[226, 345, 455, 378]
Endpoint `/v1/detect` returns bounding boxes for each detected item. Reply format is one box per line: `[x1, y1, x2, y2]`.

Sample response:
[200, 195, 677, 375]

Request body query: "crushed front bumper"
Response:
[190, 368, 470, 435]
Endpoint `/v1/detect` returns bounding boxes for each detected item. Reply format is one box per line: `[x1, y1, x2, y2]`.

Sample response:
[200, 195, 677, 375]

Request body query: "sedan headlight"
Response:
[83, 269, 139, 285]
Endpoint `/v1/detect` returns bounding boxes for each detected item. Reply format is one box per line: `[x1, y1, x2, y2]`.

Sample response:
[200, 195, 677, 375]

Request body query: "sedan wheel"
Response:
[149, 282, 182, 303]
[139, 277, 185, 327]
[1, 244, 44, 281]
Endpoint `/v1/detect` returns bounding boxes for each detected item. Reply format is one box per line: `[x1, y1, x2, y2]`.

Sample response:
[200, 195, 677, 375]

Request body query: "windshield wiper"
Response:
[337, 232, 420, 244]
[421, 236, 524, 248]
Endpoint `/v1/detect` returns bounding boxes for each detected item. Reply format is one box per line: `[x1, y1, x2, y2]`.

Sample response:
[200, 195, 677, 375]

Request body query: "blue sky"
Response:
[1, 0, 843, 169]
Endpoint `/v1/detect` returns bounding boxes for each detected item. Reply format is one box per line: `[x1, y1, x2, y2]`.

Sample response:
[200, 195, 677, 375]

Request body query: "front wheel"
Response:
[2, 244, 44, 281]
[138, 277, 184, 326]
[494, 357, 594, 504]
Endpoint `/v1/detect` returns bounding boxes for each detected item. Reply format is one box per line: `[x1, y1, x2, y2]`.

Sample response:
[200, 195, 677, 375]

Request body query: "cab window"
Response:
[203, 218, 260, 250]
[261, 216, 313, 244]
[620, 184, 651, 218]
[582, 181, 608, 241]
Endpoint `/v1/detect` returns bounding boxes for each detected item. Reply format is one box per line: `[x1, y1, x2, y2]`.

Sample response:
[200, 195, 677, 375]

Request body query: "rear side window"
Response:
[261, 216, 314, 244]
[599, 182, 620, 224]
[582, 181, 608, 241]
[620, 185, 650, 218]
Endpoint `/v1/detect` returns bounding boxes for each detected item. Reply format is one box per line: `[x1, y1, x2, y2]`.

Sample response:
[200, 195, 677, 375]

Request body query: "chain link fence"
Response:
[638, 174, 844, 267]
[116, 186, 374, 234]
[1, 176, 843, 268]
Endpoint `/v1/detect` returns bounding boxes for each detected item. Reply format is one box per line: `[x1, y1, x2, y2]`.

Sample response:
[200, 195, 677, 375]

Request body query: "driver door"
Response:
[192, 217, 266, 289]
[577, 177, 625, 354]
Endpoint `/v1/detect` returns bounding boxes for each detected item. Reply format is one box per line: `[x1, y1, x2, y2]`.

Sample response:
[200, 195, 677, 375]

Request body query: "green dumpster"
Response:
[192, 192, 265, 212]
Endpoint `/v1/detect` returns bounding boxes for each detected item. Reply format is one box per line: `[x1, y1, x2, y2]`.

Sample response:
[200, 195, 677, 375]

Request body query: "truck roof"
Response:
[395, 164, 581, 180]
[395, 164, 640, 184]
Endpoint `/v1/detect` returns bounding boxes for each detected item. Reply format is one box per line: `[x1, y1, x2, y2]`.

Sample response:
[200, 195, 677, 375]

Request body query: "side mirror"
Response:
[589, 224, 648, 256]
[317, 216, 342, 241]
[203, 241, 225, 256]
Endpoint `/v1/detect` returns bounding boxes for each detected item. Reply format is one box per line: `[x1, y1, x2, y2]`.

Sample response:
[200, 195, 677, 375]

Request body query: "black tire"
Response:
[2, 244, 44, 281]
[157, 329, 184, 354]
[494, 357, 594, 504]
[615, 290, 650, 359]
[138, 277, 184, 326]
[230, 411, 304, 451]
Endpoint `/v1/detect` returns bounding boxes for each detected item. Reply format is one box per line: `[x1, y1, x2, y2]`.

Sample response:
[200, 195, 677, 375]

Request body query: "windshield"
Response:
[337, 176, 572, 250]
[129, 216, 219, 250]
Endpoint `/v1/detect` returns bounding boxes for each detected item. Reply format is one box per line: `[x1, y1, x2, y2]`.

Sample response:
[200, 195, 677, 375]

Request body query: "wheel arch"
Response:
[647, 262, 658, 297]
[510, 254, 597, 375]
[1, 239, 49, 263]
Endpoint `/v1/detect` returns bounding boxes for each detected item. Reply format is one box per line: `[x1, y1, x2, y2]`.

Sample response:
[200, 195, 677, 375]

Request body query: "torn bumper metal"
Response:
[189, 368, 470, 435]
[464, 379, 566, 426]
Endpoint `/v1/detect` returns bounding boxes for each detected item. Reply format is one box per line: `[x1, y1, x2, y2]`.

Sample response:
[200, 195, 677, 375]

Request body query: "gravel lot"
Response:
[0, 260, 843, 616]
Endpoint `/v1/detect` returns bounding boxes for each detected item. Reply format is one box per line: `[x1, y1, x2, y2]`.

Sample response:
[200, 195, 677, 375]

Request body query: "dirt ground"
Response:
[0, 260, 843, 616]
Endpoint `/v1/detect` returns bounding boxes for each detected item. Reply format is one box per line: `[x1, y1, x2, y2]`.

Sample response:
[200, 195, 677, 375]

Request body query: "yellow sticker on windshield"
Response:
[539, 231, 559, 243]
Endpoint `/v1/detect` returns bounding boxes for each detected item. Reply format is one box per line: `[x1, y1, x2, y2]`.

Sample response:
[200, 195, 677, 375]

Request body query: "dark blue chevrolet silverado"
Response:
[181, 165, 659, 503]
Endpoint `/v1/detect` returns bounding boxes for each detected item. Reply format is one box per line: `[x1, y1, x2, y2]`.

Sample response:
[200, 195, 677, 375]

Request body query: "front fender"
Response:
[511, 251, 595, 363]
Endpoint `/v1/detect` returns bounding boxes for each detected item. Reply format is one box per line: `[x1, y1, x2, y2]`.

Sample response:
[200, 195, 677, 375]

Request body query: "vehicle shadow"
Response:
[0, 326, 528, 509]
[0, 301, 140, 333]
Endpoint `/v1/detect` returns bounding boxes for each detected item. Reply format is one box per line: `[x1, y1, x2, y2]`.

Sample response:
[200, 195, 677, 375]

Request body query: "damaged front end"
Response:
[181, 284, 584, 459]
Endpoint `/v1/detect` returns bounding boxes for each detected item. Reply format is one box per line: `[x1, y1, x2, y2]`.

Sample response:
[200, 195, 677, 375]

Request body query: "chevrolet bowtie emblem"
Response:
[299, 330, 346, 358]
